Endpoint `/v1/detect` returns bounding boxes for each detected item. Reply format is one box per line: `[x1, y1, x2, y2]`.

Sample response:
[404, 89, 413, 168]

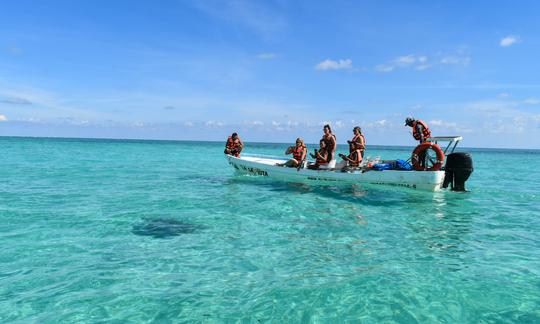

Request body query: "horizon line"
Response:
[1, 135, 539, 151]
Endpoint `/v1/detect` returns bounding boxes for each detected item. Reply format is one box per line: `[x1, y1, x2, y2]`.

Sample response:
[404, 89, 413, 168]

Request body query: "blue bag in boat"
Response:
[372, 163, 392, 171]
[395, 159, 413, 171]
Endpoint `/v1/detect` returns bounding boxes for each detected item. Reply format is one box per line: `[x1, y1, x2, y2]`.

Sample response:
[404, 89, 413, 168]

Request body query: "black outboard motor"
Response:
[443, 152, 473, 191]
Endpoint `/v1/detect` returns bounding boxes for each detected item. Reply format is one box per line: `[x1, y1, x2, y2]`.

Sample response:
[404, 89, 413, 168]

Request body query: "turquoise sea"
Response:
[1, 137, 539, 323]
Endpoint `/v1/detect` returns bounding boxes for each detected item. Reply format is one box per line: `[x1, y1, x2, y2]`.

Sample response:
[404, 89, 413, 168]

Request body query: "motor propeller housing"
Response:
[443, 152, 473, 191]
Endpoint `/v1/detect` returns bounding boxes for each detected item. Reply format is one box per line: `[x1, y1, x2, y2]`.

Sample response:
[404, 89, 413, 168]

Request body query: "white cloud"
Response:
[334, 120, 344, 128]
[429, 119, 472, 133]
[416, 64, 431, 71]
[500, 35, 520, 47]
[205, 120, 224, 127]
[375, 54, 431, 72]
[440, 55, 471, 66]
[362, 119, 394, 131]
[315, 59, 353, 71]
[0, 96, 32, 105]
[243, 120, 264, 126]
[0, 114, 7, 121]
[513, 116, 527, 132]
[458, 98, 540, 134]
[184, 121, 194, 127]
[192, 1, 286, 36]
[376, 50, 472, 72]
[497, 92, 511, 98]
[393, 54, 416, 65]
[257, 53, 277, 60]
[375, 64, 394, 72]
[466, 100, 519, 117]
[271, 121, 280, 127]
[523, 98, 540, 105]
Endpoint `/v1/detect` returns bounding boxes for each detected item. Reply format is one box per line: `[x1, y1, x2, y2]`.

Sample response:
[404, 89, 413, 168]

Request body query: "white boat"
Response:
[226, 136, 470, 192]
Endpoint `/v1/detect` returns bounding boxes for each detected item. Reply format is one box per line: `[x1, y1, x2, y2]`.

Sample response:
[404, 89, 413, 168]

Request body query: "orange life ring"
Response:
[411, 142, 445, 171]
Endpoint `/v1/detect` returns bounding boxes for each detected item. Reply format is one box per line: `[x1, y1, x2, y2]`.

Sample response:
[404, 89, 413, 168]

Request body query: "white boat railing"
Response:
[427, 136, 462, 155]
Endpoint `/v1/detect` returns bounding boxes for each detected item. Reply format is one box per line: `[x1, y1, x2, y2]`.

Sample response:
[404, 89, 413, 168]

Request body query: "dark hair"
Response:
[405, 117, 414, 126]
[353, 126, 361, 133]
[324, 124, 332, 133]
[232, 132, 238, 137]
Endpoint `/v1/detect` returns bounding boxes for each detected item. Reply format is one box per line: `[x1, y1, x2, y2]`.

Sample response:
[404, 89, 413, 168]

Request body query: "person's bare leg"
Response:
[285, 159, 299, 167]
[277, 159, 294, 167]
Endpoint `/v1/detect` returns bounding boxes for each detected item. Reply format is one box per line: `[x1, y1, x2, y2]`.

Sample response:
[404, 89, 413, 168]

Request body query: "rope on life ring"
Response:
[411, 142, 445, 171]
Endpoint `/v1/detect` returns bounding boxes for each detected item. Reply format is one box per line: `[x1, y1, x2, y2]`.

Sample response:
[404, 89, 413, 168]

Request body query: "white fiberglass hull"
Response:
[226, 154, 445, 191]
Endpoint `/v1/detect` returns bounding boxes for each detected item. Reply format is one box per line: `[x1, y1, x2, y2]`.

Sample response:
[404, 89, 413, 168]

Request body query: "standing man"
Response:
[405, 117, 431, 168]
[405, 117, 431, 143]
[224, 132, 244, 157]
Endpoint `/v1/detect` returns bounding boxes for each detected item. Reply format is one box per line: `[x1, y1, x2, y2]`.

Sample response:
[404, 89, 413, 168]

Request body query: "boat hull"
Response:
[226, 154, 445, 191]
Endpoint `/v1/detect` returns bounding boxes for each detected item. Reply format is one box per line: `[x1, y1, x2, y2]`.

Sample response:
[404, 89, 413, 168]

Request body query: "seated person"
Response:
[278, 138, 307, 167]
[224, 132, 243, 157]
[308, 140, 330, 170]
[339, 141, 363, 171]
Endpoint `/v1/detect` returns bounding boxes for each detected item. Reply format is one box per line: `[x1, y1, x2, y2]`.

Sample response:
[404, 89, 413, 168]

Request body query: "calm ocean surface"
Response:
[0, 137, 539, 322]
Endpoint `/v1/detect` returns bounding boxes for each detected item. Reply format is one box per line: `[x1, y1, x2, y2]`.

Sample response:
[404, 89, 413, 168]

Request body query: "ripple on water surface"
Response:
[0, 138, 539, 322]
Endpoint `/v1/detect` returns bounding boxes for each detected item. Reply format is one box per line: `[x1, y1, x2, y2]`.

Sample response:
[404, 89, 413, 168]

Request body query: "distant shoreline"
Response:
[1, 135, 539, 151]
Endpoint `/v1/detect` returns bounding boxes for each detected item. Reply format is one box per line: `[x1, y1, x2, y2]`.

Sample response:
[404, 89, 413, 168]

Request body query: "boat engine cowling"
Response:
[442, 152, 473, 191]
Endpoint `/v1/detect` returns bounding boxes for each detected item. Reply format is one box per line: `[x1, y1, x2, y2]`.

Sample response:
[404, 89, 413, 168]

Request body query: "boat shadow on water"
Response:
[227, 175, 478, 269]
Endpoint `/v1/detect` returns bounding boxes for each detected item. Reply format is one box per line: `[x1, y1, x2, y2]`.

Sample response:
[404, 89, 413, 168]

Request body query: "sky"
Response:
[1, 0, 539, 148]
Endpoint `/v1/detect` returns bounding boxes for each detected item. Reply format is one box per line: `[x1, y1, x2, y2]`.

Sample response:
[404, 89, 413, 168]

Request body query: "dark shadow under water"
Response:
[132, 218, 206, 239]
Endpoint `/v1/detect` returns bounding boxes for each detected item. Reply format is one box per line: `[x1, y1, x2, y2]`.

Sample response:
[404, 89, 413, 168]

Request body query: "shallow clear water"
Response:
[0, 137, 539, 322]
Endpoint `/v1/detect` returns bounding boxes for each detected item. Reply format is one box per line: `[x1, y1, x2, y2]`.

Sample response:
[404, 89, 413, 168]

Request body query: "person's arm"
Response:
[285, 146, 293, 155]
[238, 139, 244, 149]
[415, 124, 424, 142]
[316, 150, 327, 161]
[340, 153, 353, 163]
[359, 137, 365, 150]
[301, 148, 307, 161]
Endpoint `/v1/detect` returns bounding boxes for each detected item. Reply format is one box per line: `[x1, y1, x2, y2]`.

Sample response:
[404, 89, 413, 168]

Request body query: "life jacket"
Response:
[226, 137, 240, 149]
[412, 120, 431, 141]
[292, 145, 305, 161]
[226, 137, 241, 156]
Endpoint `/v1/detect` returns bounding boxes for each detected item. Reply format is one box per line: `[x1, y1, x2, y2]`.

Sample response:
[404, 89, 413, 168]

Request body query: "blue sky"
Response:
[1, 0, 539, 148]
